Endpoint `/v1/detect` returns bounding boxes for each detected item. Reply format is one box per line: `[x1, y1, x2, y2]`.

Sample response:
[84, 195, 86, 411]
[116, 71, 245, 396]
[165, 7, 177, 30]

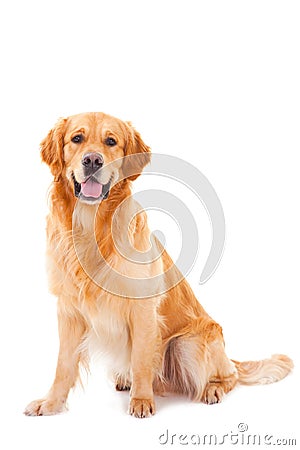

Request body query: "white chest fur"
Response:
[81, 295, 132, 377]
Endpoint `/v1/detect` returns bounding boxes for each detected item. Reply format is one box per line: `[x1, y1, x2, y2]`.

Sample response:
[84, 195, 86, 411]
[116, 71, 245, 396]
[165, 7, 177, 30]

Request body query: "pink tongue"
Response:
[81, 179, 103, 198]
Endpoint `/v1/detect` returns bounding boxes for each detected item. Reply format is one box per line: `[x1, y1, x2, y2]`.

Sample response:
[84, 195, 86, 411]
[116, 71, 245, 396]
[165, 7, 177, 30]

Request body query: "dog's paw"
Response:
[114, 373, 131, 391]
[202, 384, 224, 405]
[24, 398, 66, 416]
[128, 398, 156, 418]
[115, 382, 131, 391]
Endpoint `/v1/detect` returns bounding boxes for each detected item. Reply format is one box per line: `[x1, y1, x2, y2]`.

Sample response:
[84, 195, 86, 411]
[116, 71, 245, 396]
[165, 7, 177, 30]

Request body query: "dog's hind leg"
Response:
[201, 338, 238, 404]
[115, 373, 131, 391]
[161, 317, 238, 403]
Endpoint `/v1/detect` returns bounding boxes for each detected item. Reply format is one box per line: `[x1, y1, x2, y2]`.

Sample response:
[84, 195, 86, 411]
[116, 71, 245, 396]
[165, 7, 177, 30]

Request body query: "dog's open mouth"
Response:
[72, 173, 111, 202]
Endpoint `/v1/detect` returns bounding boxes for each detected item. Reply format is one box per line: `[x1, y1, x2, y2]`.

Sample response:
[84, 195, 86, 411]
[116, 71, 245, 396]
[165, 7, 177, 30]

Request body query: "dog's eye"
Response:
[105, 137, 117, 147]
[71, 134, 84, 144]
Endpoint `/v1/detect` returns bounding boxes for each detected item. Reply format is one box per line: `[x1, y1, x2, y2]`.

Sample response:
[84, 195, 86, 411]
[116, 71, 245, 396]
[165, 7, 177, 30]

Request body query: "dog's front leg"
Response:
[128, 301, 158, 418]
[24, 299, 87, 416]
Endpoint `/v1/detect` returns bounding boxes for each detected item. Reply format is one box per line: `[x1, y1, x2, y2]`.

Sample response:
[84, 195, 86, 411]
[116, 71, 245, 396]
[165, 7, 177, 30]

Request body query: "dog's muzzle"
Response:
[72, 152, 111, 203]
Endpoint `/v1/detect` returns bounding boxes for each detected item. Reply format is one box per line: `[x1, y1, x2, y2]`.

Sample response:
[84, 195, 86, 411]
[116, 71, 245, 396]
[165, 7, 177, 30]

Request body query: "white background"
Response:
[0, 1, 299, 449]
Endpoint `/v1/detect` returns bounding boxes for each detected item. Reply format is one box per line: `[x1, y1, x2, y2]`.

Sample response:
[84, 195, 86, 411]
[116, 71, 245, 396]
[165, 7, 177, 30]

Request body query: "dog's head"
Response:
[41, 112, 151, 204]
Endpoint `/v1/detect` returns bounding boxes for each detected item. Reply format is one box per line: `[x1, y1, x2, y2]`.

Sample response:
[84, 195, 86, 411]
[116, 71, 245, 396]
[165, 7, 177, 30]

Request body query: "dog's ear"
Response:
[122, 122, 151, 181]
[40, 118, 67, 181]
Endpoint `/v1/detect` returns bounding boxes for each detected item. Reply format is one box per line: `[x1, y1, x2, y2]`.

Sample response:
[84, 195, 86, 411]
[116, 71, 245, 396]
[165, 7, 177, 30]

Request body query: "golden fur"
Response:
[24, 112, 293, 418]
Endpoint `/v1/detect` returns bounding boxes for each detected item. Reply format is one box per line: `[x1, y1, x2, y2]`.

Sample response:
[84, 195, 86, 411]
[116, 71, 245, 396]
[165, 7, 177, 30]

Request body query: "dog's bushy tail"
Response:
[232, 354, 293, 385]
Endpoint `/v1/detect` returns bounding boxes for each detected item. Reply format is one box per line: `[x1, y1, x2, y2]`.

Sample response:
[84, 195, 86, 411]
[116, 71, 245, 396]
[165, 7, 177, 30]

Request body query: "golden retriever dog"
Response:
[25, 112, 293, 418]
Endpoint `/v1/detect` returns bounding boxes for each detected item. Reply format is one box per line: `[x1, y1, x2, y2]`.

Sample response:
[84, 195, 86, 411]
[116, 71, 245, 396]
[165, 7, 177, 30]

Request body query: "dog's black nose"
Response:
[82, 152, 104, 170]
